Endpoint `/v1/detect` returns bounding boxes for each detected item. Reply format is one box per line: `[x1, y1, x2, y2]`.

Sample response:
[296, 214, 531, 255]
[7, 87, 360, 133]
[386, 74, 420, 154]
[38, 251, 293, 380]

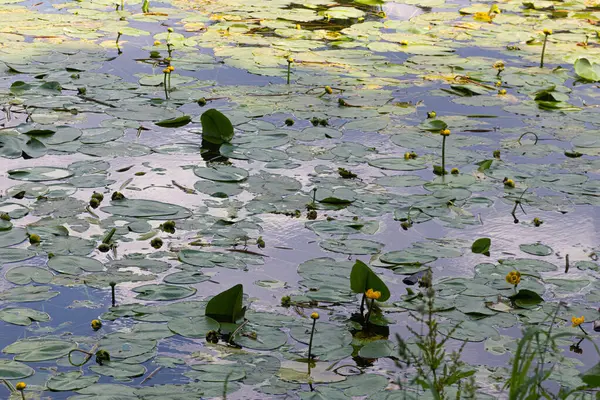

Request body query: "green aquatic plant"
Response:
[307, 312, 319, 362]
[109, 282, 116, 307]
[205, 284, 246, 323]
[338, 167, 357, 179]
[150, 237, 163, 249]
[286, 56, 293, 84]
[142, 0, 149, 13]
[350, 260, 390, 315]
[28, 233, 40, 245]
[471, 237, 491, 256]
[435, 128, 451, 176]
[395, 271, 475, 399]
[364, 288, 381, 324]
[16, 382, 26, 400]
[540, 28, 552, 68]
[162, 67, 171, 100]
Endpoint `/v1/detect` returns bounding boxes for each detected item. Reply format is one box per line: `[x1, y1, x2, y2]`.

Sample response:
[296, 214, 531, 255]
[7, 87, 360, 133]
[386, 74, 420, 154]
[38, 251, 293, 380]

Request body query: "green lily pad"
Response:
[3, 337, 75, 361]
[319, 239, 384, 255]
[48, 255, 104, 275]
[519, 243, 553, 256]
[0, 359, 35, 379]
[8, 166, 73, 181]
[0, 307, 51, 326]
[193, 165, 249, 182]
[5, 266, 53, 284]
[132, 284, 197, 301]
[47, 371, 100, 391]
[168, 316, 220, 338]
[101, 199, 192, 219]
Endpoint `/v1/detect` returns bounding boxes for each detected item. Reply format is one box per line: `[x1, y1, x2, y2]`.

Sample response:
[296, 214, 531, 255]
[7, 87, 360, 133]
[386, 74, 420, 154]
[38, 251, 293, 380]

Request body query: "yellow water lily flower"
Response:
[168, 65, 175, 72]
[400, 40, 408, 46]
[543, 28, 553, 35]
[91, 319, 102, 330]
[310, 312, 319, 320]
[473, 12, 493, 23]
[16, 382, 26, 390]
[154, 40, 161, 46]
[451, 168, 459, 175]
[440, 129, 451, 136]
[324, 86, 333, 94]
[287, 56, 294, 63]
[163, 68, 171, 74]
[505, 270, 521, 285]
[572, 316, 584, 327]
[498, 89, 507, 95]
[365, 288, 381, 300]
[504, 178, 515, 188]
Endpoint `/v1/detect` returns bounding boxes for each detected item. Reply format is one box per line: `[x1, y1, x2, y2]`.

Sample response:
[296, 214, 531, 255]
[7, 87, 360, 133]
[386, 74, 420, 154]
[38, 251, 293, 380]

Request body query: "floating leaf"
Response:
[509, 289, 544, 309]
[155, 115, 192, 128]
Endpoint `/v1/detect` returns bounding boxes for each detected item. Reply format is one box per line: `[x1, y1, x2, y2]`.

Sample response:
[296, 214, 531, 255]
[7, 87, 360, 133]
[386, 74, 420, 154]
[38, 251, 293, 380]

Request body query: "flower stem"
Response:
[163, 73, 169, 100]
[121, 0, 124, 10]
[365, 298, 375, 324]
[359, 293, 366, 315]
[110, 282, 116, 307]
[579, 324, 588, 336]
[287, 62, 291, 84]
[307, 318, 317, 360]
[540, 34, 548, 68]
[20, 390, 25, 400]
[441, 135, 446, 177]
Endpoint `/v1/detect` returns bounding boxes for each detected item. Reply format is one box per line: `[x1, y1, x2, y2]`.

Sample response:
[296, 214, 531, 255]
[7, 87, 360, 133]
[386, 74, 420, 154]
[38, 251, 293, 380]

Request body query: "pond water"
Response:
[0, 0, 599, 398]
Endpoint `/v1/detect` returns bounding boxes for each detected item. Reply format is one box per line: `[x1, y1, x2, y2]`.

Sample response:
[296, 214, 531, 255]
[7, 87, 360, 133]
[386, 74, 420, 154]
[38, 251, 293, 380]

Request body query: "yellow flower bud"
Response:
[543, 28, 552, 35]
[287, 56, 294, 63]
[168, 65, 175, 72]
[440, 129, 451, 136]
[504, 178, 515, 188]
[400, 40, 408, 46]
[324, 86, 333, 94]
[498, 89, 507, 95]
[163, 68, 170, 74]
[16, 382, 26, 391]
[167, 27, 174, 33]
[365, 288, 382, 300]
[154, 40, 161, 46]
[310, 312, 319, 320]
[91, 319, 102, 331]
[404, 152, 411, 160]
[451, 168, 459, 175]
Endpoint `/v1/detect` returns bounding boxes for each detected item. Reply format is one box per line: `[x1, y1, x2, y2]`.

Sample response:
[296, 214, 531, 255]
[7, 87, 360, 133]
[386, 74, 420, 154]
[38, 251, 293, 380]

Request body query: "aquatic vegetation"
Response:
[540, 29, 553, 68]
[0, 0, 599, 397]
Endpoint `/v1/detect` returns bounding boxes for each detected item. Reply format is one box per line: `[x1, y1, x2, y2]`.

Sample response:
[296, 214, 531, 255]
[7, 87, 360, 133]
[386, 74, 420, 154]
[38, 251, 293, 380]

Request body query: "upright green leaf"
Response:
[350, 260, 390, 301]
[205, 284, 245, 323]
[200, 109, 234, 145]
[471, 238, 491, 257]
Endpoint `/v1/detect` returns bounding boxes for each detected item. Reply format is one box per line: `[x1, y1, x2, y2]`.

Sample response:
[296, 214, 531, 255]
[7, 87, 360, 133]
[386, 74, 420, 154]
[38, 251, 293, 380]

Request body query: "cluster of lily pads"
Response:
[0, 0, 599, 398]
